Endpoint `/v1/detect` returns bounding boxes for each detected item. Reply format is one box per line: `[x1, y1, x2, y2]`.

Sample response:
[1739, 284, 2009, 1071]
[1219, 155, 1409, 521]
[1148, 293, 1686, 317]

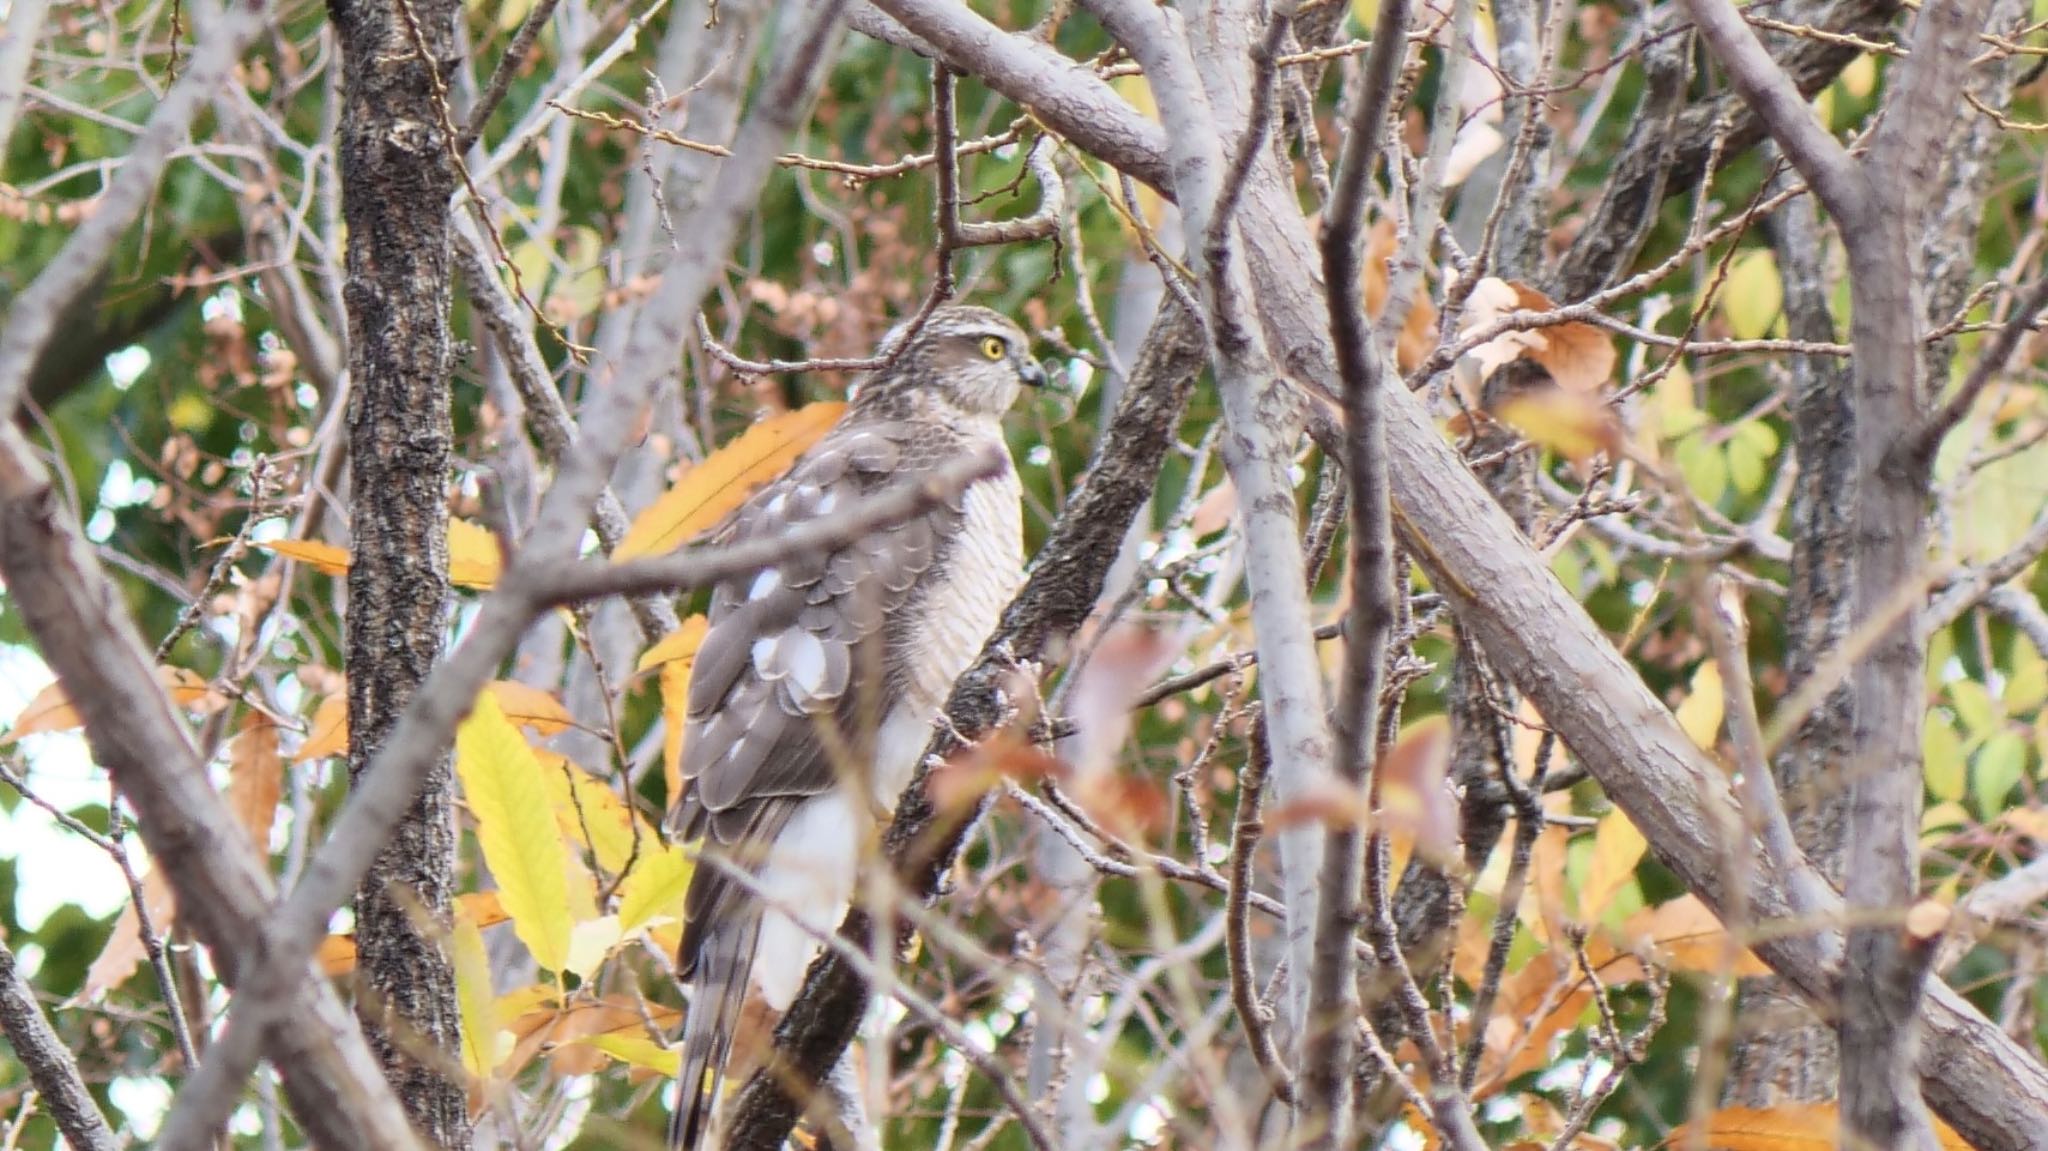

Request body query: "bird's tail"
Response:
[671, 909, 764, 1151]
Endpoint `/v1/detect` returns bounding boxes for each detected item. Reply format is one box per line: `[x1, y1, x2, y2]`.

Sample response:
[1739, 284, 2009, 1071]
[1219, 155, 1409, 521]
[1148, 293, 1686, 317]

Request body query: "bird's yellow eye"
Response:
[979, 335, 1006, 361]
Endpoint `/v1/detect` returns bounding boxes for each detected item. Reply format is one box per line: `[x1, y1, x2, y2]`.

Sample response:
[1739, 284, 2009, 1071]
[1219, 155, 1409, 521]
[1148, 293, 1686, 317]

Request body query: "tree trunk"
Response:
[331, 0, 469, 1142]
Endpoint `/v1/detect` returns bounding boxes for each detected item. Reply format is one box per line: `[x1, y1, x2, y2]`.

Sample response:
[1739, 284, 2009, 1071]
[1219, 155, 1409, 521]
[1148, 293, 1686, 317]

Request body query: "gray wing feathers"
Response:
[677, 420, 962, 829]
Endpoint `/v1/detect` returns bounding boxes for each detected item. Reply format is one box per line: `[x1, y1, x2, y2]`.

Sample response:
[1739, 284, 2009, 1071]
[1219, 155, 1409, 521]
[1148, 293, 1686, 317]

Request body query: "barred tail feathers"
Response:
[670, 910, 762, 1151]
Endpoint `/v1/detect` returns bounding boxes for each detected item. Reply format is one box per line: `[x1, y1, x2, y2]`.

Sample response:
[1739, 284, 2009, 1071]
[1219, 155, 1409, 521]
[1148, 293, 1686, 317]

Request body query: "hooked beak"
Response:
[1018, 358, 1049, 389]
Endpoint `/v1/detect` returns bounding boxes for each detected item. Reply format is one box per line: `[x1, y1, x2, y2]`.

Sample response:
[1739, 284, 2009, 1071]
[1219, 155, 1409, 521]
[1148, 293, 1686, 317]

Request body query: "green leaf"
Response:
[1973, 732, 2028, 819]
[1675, 436, 1728, 506]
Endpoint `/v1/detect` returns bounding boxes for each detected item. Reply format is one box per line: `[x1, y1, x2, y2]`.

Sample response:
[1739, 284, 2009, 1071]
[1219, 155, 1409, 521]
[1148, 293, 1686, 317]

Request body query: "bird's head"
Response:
[854, 304, 1047, 420]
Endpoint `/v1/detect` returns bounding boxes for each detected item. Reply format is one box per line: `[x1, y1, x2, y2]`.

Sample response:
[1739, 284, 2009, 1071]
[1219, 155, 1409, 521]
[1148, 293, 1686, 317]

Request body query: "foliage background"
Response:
[2, 0, 2046, 1146]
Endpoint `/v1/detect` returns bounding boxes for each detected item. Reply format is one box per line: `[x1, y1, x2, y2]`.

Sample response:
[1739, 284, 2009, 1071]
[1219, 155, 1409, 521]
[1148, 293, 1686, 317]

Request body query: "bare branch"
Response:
[528, 449, 1006, 604]
[1673, 0, 1863, 220]
[0, 0, 270, 420]
[0, 0, 49, 165]
[0, 421, 423, 1151]
[1902, 273, 2048, 464]
[862, 0, 1172, 190]
[149, 4, 850, 1141]
[1303, 0, 1410, 1136]
[0, 938, 118, 1151]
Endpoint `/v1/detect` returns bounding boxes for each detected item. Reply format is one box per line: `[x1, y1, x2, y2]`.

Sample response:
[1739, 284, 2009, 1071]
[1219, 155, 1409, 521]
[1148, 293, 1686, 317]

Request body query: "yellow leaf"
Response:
[448, 518, 505, 589]
[255, 537, 351, 574]
[580, 1032, 681, 1078]
[1578, 808, 1646, 923]
[1842, 53, 1878, 98]
[457, 692, 576, 973]
[486, 681, 574, 736]
[535, 751, 653, 876]
[451, 914, 500, 1079]
[1670, 1104, 1971, 1151]
[615, 404, 847, 559]
[2004, 805, 2048, 841]
[3, 667, 216, 745]
[617, 846, 695, 935]
[1497, 389, 1622, 463]
[565, 916, 623, 980]
[227, 714, 283, 850]
[1721, 250, 1784, 341]
[661, 659, 691, 808]
[494, 983, 557, 1023]
[294, 692, 350, 762]
[637, 614, 710, 674]
[1924, 715, 1967, 803]
[1675, 661, 1725, 750]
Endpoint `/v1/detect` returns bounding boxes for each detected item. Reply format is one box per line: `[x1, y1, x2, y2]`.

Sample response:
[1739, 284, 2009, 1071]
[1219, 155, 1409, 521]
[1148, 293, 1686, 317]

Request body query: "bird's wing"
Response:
[676, 418, 964, 836]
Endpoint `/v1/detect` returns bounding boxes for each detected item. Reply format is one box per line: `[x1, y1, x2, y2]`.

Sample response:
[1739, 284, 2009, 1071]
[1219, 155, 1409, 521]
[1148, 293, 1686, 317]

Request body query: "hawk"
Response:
[668, 305, 1046, 1150]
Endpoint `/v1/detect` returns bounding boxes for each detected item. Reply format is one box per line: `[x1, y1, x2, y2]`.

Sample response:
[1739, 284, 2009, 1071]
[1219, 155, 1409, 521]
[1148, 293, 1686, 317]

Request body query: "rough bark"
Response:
[1724, 155, 1856, 1105]
[330, 0, 469, 1141]
[0, 937, 119, 1151]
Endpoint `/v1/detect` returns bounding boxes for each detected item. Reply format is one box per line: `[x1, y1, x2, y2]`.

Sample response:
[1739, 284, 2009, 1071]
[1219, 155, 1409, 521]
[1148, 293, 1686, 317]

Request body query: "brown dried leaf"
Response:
[227, 714, 283, 851]
[83, 871, 178, 998]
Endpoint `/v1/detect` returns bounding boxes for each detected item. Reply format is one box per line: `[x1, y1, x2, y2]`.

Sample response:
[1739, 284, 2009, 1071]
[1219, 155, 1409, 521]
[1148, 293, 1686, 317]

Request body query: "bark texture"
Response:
[330, 0, 468, 1141]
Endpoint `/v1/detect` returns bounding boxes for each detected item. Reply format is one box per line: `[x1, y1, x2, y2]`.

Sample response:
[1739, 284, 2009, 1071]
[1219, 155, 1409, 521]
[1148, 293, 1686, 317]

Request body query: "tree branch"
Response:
[0, 937, 119, 1151]
[1674, 0, 1864, 221]
[0, 423, 423, 1151]
[1303, 0, 1409, 1137]
[0, 0, 269, 421]
[148, 2, 849, 1142]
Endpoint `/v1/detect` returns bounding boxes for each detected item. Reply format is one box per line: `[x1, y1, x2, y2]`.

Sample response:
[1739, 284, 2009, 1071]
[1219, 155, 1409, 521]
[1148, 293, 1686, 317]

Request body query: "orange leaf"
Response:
[294, 692, 349, 762]
[3, 680, 79, 743]
[615, 404, 847, 559]
[660, 660, 691, 808]
[486, 681, 575, 736]
[227, 714, 284, 851]
[1378, 715, 1459, 868]
[1457, 279, 1615, 394]
[459, 890, 510, 928]
[1578, 808, 1646, 923]
[637, 614, 710, 675]
[255, 537, 351, 574]
[317, 935, 358, 976]
[3, 667, 217, 745]
[1669, 1104, 1971, 1151]
[83, 871, 178, 998]
[1621, 893, 1769, 976]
